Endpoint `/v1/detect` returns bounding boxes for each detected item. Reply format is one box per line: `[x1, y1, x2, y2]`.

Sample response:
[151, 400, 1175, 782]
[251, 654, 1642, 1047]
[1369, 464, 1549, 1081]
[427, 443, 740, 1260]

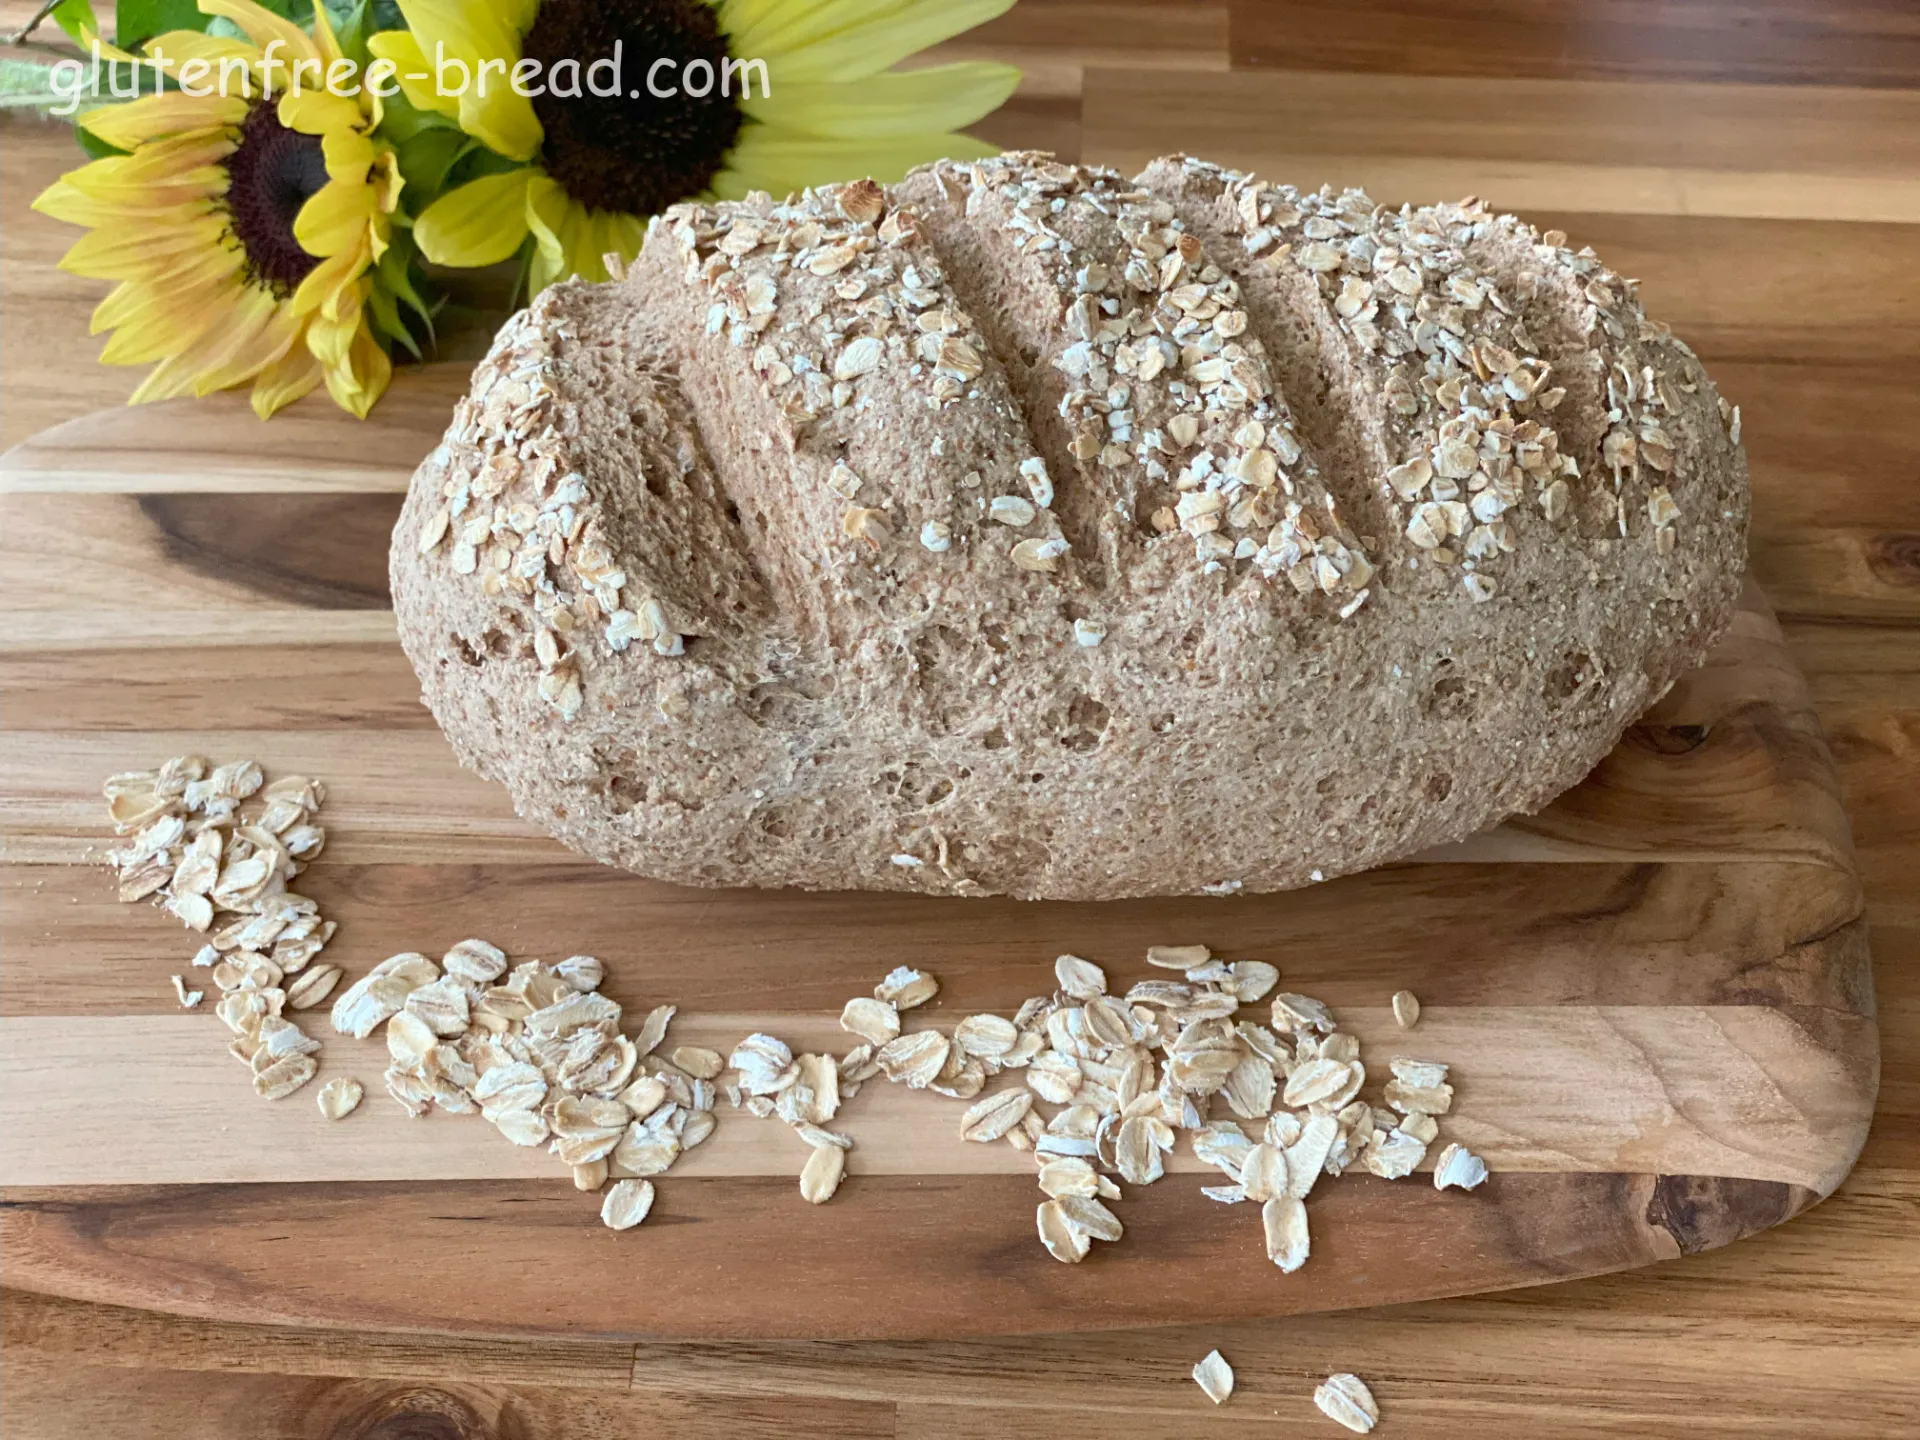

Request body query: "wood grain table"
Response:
[3, 1, 1918, 1434]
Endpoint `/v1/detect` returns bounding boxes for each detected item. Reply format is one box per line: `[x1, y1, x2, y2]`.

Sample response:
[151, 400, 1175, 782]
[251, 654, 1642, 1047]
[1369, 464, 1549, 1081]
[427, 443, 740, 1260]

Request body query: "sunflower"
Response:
[377, 0, 1018, 295]
[32, 0, 403, 418]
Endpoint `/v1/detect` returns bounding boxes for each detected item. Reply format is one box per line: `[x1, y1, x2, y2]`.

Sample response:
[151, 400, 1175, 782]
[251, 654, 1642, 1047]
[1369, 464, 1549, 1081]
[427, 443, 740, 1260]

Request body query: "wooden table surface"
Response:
[3, 1, 1917, 1435]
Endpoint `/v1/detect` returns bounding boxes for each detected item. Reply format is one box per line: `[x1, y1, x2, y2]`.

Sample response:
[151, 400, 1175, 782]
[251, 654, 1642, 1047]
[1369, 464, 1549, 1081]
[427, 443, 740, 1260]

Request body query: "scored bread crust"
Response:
[389, 152, 1748, 901]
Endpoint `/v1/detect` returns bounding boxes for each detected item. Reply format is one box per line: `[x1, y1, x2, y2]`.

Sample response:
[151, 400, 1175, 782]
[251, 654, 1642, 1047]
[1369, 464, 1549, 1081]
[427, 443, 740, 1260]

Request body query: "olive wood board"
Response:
[0, 377, 1876, 1340]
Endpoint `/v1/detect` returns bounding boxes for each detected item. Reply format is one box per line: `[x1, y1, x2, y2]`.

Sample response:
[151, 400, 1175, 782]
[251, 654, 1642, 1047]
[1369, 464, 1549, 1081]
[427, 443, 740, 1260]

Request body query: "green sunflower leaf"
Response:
[366, 280, 422, 360]
[395, 125, 474, 205]
[321, 0, 401, 63]
[113, 0, 207, 47]
[373, 87, 460, 143]
[250, 0, 314, 24]
[445, 140, 528, 187]
[379, 230, 437, 324]
[50, 0, 98, 47]
[75, 125, 129, 158]
[321, 0, 370, 69]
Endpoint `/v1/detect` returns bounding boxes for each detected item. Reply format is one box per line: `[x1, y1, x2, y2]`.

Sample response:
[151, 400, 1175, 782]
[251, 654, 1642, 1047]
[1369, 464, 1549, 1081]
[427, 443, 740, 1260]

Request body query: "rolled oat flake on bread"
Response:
[390, 151, 1747, 901]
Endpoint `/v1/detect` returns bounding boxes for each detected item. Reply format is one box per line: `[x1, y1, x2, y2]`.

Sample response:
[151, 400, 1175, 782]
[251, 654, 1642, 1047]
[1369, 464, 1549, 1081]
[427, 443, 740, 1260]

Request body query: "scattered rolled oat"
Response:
[1053, 953, 1107, 1000]
[1263, 1195, 1310, 1272]
[819, 942, 1476, 1274]
[554, 954, 604, 991]
[1314, 1373, 1379, 1434]
[318, 935, 717, 1227]
[799, 1140, 847, 1203]
[315, 1076, 363, 1120]
[103, 762, 1481, 1269]
[841, 996, 901, 1045]
[874, 966, 938, 1008]
[1193, 1349, 1235, 1405]
[1433, 1142, 1488, 1190]
[286, 963, 343, 1011]
[960, 1088, 1032, 1143]
[253, 1053, 317, 1101]
[1146, 944, 1210, 969]
[601, 1178, 655, 1230]
[573, 1159, 608, 1192]
[1036, 1199, 1090, 1263]
[1391, 990, 1420, 1028]
[102, 757, 336, 1103]
[670, 1045, 725, 1080]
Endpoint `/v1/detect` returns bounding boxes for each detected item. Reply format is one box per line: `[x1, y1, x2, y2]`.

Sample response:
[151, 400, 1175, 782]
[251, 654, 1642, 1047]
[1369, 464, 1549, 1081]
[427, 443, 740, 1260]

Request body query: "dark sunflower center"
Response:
[223, 100, 330, 296]
[522, 0, 745, 216]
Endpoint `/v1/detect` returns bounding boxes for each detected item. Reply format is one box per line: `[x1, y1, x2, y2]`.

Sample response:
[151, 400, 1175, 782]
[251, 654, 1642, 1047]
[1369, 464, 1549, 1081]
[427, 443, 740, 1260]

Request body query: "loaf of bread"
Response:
[390, 152, 1747, 900]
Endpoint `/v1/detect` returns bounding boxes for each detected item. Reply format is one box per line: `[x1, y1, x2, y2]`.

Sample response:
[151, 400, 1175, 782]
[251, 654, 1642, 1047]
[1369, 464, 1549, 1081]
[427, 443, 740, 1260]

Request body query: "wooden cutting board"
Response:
[0, 370, 1876, 1341]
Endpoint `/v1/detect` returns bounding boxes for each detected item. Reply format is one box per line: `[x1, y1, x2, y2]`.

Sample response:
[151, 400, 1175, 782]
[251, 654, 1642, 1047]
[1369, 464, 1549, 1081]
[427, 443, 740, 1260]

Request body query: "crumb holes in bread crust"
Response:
[482, 624, 525, 660]
[753, 804, 795, 839]
[1545, 651, 1596, 702]
[1055, 693, 1111, 753]
[891, 761, 956, 809]
[605, 773, 705, 815]
[1424, 659, 1474, 719]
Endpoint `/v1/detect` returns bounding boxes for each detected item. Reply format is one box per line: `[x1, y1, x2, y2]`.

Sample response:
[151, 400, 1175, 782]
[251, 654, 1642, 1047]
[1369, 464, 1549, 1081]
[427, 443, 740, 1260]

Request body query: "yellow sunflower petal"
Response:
[95, 278, 232, 363]
[523, 170, 571, 294]
[416, 168, 536, 269]
[323, 324, 392, 419]
[394, 0, 542, 160]
[251, 341, 326, 418]
[458, 72, 542, 162]
[128, 284, 282, 403]
[306, 297, 362, 367]
[498, 0, 537, 40]
[33, 178, 208, 228]
[548, 202, 593, 287]
[558, 202, 601, 285]
[580, 208, 643, 284]
[108, 127, 236, 172]
[79, 91, 248, 149]
[728, 0, 1016, 83]
[307, 0, 345, 69]
[91, 279, 168, 339]
[61, 160, 228, 204]
[289, 244, 368, 318]
[295, 177, 378, 258]
[196, 310, 301, 395]
[374, 150, 405, 214]
[91, 242, 246, 334]
[367, 30, 457, 118]
[279, 86, 364, 137]
[139, 29, 261, 93]
[577, 210, 615, 284]
[395, 0, 524, 73]
[58, 215, 229, 279]
[602, 210, 647, 276]
[743, 62, 1019, 139]
[320, 126, 379, 180]
[76, 23, 141, 63]
[714, 127, 1000, 198]
[40, 191, 196, 235]
[711, 0, 783, 41]
[196, 0, 319, 66]
[57, 129, 233, 196]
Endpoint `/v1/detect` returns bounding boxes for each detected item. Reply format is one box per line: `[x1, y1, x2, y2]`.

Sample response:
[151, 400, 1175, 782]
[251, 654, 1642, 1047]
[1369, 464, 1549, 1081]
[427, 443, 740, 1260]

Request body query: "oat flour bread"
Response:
[390, 152, 1748, 900]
